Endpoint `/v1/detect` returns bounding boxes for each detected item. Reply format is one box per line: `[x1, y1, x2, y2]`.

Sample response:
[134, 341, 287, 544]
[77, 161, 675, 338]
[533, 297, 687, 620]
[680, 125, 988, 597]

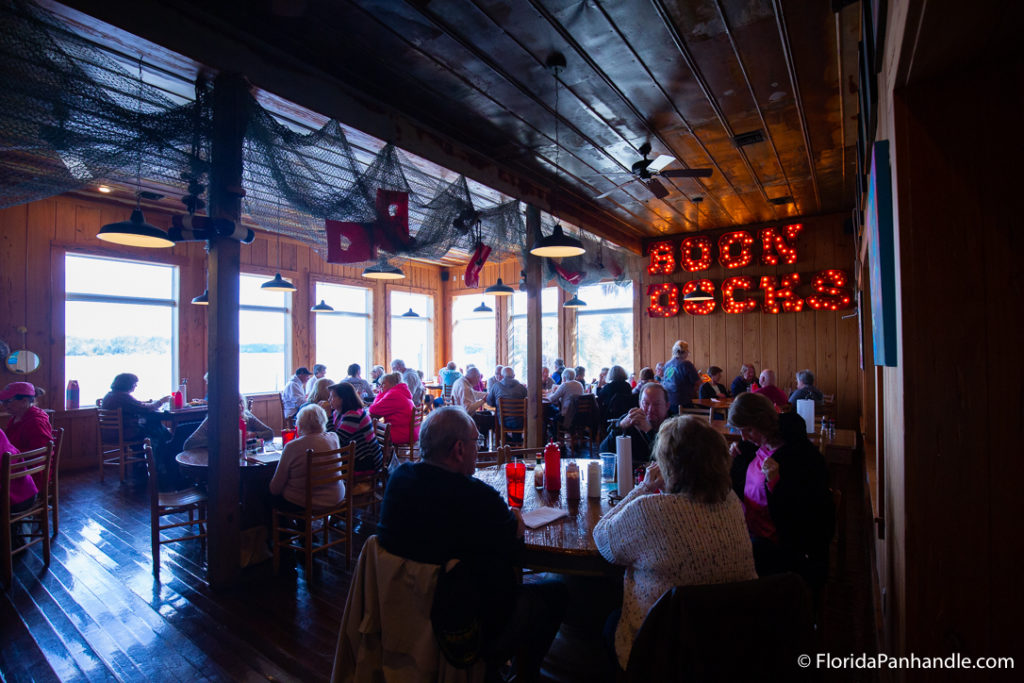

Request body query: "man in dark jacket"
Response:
[598, 382, 669, 464]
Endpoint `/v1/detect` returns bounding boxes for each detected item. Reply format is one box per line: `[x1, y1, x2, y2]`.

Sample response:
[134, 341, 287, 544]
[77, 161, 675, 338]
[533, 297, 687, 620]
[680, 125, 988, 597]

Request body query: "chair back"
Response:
[626, 573, 814, 682]
[476, 445, 509, 469]
[97, 407, 127, 448]
[305, 442, 355, 511]
[678, 406, 712, 420]
[142, 438, 162, 507]
[571, 394, 599, 428]
[496, 397, 528, 446]
[442, 382, 454, 405]
[1, 445, 51, 501]
[373, 419, 393, 467]
[507, 446, 545, 463]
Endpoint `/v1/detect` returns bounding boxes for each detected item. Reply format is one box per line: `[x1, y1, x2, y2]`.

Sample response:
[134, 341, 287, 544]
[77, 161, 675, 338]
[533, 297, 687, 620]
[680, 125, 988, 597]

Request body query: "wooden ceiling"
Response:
[54, 0, 861, 254]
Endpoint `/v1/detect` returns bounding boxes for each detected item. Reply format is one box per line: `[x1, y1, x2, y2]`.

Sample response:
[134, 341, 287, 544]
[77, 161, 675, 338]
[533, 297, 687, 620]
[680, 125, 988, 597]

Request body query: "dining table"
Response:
[474, 459, 623, 578]
[159, 404, 209, 429]
[176, 441, 283, 529]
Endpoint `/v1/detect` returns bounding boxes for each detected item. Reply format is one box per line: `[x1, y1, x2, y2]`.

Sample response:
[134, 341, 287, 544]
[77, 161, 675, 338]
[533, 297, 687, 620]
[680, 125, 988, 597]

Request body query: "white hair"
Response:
[296, 404, 327, 435]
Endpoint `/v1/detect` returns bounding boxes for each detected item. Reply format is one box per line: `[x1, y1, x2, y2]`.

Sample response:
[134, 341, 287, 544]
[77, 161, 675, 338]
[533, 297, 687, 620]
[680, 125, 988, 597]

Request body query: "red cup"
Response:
[282, 427, 297, 444]
[505, 461, 526, 509]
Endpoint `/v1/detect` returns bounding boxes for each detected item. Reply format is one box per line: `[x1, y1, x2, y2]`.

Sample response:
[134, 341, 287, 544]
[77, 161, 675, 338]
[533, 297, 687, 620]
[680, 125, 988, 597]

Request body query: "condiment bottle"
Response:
[543, 440, 561, 491]
[534, 463, 544, 488]
[239, 417, 248, 454]
[565, 462, 580, 500]
[65, 380, 79, 410]
[172, 390, 183, 409]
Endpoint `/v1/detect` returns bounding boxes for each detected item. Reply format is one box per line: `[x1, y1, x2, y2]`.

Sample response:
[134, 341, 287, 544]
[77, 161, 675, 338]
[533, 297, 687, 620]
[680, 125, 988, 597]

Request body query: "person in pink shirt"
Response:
[1, 427, 38, 515]
[751, 369, 788, 408]
[369, 372, 419, 446]
[0, 382, 53, 490]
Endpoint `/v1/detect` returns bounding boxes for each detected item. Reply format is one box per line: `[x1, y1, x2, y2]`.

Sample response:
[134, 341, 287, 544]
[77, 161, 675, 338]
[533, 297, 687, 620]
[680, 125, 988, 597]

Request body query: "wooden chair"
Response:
[476, 444, 509, 469]
[47, 428, 65, 537]
[272, 442, 355, 575]
[678, 405, 713, 420]
[350, 421, 392, 518]
[2, 444, 53, 587]
[496, 397, 528, 447]
[558, 394, 600, 457]
[393, 407, 423, 463]
[820, 393, 837, 421]
[143, 439, 207, 580]
[96, 407, 146, 483]
[442, 382, 454, 405]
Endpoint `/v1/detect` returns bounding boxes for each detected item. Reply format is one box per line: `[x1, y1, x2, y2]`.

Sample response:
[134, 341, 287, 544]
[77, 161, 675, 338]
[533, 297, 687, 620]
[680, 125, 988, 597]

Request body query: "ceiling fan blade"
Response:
[643, 178, 669, 199]
[647, 154, 675, 173]
[587, 172, 636, 180]
[659, 168, 713, 178]
[594, 178, 638, 199]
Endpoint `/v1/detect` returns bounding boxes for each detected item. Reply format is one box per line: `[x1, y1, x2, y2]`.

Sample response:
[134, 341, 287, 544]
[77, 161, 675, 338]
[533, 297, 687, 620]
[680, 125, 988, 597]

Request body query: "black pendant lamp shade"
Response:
[311, 299, 334, 312]
[362, 258, 405, 280]
[261, 272, 297, 291]
[191, 289, 209, 305]
[483, 278, 515, 296]
[529, 223, 585, 257]
[684, 287, 714, 302]
[97, 207, 175, 248]
[563, 294, 587, 308]
[473, 301, 493, 313]
[400, 307, 420, 318]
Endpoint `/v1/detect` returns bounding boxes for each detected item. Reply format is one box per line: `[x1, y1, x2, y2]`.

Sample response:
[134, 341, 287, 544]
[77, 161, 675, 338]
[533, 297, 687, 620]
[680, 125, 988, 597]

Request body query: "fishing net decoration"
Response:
[0, 0, 640, 285]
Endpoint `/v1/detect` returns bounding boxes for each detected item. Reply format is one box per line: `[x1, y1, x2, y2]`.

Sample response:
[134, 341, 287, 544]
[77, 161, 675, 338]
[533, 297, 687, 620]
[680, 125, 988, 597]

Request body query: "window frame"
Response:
[573, 280, 634, 372]
[239, 270, 293, 394]
[311, 278, 374, 377]
[388, 288, 435, 374]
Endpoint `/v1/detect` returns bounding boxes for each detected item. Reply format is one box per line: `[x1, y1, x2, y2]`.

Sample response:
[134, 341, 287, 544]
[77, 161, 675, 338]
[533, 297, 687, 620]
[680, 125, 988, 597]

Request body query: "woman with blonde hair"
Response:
[305, 376, 333, 409]
[662, 339, 700, 411]
[593, 416, 756, 669]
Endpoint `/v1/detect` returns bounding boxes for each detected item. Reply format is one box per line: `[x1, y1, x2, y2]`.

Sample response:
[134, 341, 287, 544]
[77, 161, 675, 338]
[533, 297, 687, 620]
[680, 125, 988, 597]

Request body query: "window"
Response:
[314, 281, 372, 380]
[239, 274, 291, 394]
[389, 291, 434, 376]
[451, 294, 496, 373]
[64, 253, 178, 405]
[575, 281, 634, 379]
[508, 287, 559, 380]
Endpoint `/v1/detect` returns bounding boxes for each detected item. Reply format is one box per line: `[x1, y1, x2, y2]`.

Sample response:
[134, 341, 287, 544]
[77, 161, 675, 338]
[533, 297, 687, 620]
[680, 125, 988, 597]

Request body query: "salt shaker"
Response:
[587, 461, 602, 498]
[565, 462, 580, 500]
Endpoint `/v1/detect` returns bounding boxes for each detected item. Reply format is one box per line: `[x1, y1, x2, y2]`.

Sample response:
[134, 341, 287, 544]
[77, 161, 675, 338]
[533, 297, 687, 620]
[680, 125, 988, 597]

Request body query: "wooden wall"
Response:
[637, 213, 860, 427]
[0, 193, 443, 470]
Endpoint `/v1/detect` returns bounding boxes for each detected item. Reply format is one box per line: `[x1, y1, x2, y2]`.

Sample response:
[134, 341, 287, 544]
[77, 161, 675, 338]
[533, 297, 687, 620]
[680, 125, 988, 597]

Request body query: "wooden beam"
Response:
[525, 205, 544, 448]
[206, 73, 247, 588]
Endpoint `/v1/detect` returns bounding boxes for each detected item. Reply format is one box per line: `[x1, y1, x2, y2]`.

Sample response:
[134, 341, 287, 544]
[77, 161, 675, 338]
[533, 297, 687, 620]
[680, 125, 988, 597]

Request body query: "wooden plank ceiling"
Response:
[54, 0, 860, 254]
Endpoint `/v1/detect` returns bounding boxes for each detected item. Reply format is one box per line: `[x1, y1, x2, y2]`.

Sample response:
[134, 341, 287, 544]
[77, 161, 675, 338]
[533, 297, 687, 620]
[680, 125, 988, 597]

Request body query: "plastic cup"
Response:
[600, 452, 616, 483]
[282, 427, 297, 444]
[505, 461, 526, 508]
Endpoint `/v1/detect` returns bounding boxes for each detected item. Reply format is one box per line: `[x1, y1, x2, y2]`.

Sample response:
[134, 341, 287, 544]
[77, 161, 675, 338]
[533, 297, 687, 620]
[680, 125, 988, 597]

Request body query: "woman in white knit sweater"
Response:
[593, 415, 757, 670]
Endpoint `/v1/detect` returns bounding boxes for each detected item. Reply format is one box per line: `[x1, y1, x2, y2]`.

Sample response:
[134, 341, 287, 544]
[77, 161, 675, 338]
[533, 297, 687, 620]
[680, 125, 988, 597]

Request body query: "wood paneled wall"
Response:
[0, 193, 443, 469]
[637, 213, 860, 427]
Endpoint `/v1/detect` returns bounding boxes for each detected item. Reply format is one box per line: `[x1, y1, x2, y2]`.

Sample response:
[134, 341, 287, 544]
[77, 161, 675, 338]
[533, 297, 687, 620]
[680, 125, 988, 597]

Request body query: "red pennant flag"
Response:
[326, 221, 374, 263]
[372, 190, 411, 253]
[552, 261, 584, 285]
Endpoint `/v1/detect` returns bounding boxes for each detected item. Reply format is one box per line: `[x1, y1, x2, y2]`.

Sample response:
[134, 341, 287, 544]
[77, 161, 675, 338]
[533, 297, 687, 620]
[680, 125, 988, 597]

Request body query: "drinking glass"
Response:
[505, 460, 526, 509]
[282, 427, 297, 444]
[600, 452, 616, 483]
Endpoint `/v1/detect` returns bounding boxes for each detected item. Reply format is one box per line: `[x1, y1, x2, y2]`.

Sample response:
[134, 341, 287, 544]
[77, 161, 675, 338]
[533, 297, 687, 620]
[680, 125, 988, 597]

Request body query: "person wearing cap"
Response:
[0, 382, 54, 490]
[282, 367, 313, 420]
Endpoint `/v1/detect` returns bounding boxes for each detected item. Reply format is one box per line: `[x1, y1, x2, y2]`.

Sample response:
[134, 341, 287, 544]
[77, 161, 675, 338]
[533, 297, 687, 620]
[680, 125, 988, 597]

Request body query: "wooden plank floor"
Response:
[3, 464, 877, 682]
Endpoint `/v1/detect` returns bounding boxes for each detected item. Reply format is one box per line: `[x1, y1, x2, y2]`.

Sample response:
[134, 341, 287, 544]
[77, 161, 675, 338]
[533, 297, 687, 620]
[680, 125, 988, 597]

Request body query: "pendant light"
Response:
[529, 53, 586, 258]
[683, 197, 714, 302]
[473, 301, 493, 313]
[191, 289, 209, 305]
[400, 307, 420, 318]
[261, 201, 297, 291]
[483, 278, 515, 296]
[362, 257, 405, 280]
[311, 299, 334, 312]
[563, 293, 587, 308]
[98, 57, 173, 248]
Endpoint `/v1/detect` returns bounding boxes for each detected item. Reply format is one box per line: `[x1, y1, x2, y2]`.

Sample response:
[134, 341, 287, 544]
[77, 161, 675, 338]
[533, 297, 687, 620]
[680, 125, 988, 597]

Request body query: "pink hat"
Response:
[0, 381, 36, 401]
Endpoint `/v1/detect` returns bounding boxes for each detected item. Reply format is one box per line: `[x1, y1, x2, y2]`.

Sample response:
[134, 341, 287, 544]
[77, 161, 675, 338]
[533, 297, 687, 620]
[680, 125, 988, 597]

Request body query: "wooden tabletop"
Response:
[176, 447, 281, 471]
[159, 404, 209, 427]
[692, 398, 733, 408]
[474, 459, 621, 577]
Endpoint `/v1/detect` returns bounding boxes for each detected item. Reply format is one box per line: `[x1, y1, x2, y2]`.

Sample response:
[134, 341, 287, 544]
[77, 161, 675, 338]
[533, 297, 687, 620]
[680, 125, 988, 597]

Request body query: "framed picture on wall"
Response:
[866, 141, 897, 366]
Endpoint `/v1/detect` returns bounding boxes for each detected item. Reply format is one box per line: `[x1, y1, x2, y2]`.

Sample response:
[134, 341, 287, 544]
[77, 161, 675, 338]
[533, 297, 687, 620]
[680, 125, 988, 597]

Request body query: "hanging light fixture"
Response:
[191, 289, 209, 305]
[261, 272, 297, 292]
[473, 301, 493, 313]
[563, 293, 587, 308]
[400, 307, 420, 318]
[97, 57, 173, 248]
[483, 278, 515, 296]
[311, 299, 334, 312]
[683, 197, 714, 302]
[530, 222, 585, 257]
[362, 257, 405, 280]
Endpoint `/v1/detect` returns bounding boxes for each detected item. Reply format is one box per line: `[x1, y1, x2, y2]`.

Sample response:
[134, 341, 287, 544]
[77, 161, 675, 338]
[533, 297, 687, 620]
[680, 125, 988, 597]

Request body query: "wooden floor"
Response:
[2, 464, 878, 682]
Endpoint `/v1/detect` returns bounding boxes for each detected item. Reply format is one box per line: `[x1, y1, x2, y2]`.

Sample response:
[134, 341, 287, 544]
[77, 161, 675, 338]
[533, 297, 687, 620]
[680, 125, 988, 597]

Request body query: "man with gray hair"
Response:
[789, 369, 824, 406]
[486, 366, 529, 438]
[378, 407, 566, 681]
[391, 358, 424, 405]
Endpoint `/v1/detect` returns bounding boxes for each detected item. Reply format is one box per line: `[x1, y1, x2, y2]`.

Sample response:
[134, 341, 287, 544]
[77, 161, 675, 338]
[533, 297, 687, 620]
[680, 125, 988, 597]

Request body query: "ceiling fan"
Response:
[593, 142, 712, 200]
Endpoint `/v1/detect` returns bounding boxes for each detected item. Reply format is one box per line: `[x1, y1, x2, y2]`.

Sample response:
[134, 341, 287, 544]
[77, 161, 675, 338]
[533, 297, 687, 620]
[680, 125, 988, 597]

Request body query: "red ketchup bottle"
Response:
[239, 417, 248, 454]
[172, 390, 183, 409]
[543, 439, 561, 491]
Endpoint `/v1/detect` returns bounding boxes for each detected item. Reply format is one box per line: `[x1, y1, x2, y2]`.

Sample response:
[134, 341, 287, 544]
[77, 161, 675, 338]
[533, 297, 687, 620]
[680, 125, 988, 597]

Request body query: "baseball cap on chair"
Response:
[0, 382, 36, 401]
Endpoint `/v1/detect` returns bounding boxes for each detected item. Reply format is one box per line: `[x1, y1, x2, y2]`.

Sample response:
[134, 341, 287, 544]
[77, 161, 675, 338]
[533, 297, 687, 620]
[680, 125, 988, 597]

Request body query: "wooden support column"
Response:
[525, 205, 544, 447]
[206, 73, 248, 588]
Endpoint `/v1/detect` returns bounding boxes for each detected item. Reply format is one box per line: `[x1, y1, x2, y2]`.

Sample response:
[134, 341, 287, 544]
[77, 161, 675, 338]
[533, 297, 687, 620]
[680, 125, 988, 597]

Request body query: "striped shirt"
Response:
[331, 408, 383, 472]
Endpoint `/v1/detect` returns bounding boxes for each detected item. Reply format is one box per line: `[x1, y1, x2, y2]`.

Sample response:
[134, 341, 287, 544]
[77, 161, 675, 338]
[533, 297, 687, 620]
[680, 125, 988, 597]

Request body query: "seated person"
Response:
[547, 367, 584, 436]
[730, 363, 758, 396]
[304, 377, 334, 410]
[307, 364, 328, 394]
[727, 393, 835, 586]
[369, 365, 386, 392]
[0, 382, 54, 489]
[486, 367, 529, 434]
[539, 366, 554, 392]
[597, 365, 636, 423]
[631, 367, 655, 396]
[391, 359, 424, 406]
[101, 373, 172, 444]
[282, 367, 313, 420]
[594, 367, 609, 391]
[593, 416, 757, 670]
[788, 369, 824, 406]
[342, 363, 375, 404]
[574, 366, 587, 387]
[599, 382, 669, 464]
[269, 404, 343, 512]
[752, 369, 788, 408]
[328, 382, 383, 473]
[183, 395, 274, 450]
[698, 366, 730, 399]
[551, 358, 566, 385]
[453, 366, 493, 443]
[377, 407, 567, 681]
[653, 362, 665, 383]
[369, 372, 419, 448]
[437, 361, 462, 388]
[1, 427, 39, 516]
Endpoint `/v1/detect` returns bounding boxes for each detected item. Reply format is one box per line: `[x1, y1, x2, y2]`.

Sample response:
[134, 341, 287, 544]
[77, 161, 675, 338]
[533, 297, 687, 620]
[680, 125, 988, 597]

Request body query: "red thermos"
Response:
[543, 440, 561, 491]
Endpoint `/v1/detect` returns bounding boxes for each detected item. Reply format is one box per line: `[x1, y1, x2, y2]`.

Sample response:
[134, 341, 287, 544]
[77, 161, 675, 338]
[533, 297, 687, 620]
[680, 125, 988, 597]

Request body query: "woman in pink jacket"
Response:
[369, 372, 419, 445]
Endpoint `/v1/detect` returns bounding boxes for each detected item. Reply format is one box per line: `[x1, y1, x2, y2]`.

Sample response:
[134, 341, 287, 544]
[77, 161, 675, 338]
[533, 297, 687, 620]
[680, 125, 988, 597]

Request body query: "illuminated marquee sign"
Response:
[645, 223, 853, 316]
